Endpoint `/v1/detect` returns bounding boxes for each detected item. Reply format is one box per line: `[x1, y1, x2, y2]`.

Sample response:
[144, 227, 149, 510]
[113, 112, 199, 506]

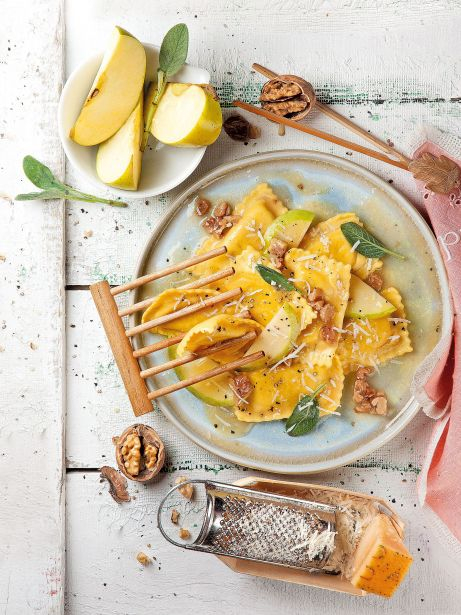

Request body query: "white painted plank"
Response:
[66, 288, 432, 472]
[0, 0, 65, 613]
[66, 467, 461, 615]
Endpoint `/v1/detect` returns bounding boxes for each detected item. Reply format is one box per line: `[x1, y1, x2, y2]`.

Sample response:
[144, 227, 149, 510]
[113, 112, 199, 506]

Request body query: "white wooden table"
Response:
[2, 1, 461, 613]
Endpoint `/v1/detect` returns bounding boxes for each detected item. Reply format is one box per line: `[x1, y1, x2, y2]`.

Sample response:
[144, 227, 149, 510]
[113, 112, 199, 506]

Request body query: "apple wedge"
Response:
[264, 209, 315, 248]
[240, 304, 301, 371]
[346, 274, 396, 319]
[152, 83, 222, 147]
[70, 26, 146, 146]
[96, 96, 143, 190]
[169, 348, 234, 407]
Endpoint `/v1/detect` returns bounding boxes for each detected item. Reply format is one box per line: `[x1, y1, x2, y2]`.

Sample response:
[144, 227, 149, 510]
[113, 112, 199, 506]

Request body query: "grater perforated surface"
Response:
[208, 495, 336, 569]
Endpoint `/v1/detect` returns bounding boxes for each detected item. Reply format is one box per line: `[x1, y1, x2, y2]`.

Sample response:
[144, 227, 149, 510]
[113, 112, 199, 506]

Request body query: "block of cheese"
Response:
[350, 513, 413, 598]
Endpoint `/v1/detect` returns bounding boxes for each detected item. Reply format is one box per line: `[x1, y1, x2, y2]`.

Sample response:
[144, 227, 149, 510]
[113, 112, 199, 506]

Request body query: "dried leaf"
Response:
[409, 152, 460, 194]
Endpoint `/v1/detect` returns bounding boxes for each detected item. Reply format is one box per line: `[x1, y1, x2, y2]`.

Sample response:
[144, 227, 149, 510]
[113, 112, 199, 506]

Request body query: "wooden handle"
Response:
[147, 351, 264, 400]
[233, 101, 409, 171]
[90, 280, 152, 417]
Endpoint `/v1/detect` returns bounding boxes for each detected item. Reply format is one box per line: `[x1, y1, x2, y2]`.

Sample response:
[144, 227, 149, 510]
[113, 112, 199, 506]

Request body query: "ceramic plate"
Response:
[131, 151, 451, 474]
[58, 44, 210, 198]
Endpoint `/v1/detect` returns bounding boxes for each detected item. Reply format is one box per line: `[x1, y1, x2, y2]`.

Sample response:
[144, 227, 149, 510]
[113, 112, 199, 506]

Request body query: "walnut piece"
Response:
[214, 202, 231, 217]
[320, 325, 338, 343]
[366, 271, 384, 292]
[136, 552, 151, 566]
[202, 203, 241, 238]
[231, 373, 253, 403]
[175, 476, 194, 500]
[179, 528, 191, 540]
[121, 433, 142, 476]
[144, 444, 158, 469]
[262, 99, 308, 116]
[260, 80, 302, 101]
[171, 509, 180, 524]
[319, 302, 335, 324]
[353, 367, 388, 415]
[268, 238, 288, 269]
[195, 197, 211, 216]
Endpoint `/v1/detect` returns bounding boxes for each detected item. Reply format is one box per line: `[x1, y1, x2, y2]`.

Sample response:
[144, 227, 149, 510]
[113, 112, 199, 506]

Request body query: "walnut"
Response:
[320, 325, 338, 343]
[366, 271, 384, 292]
[179, 528, 191, 540]
[231, 373, 253, 403]
[175, 476, 194, 500]
[353, 367, 388, 415]
[223, 114, 260, 141]
[115, 424, 165, 482]
[319, 303, 335, 324]
[171, 509, 180, 524]
[195, 197, 211, 216]
[268, 238, 288, 269]
[99, 466, 130, 503]
[202, 208, 241, 238]
[308, 287, 325, 303]
[214, 202, 232, 218]
[136, 552, 151, 566]
[260, 74, 316, 122]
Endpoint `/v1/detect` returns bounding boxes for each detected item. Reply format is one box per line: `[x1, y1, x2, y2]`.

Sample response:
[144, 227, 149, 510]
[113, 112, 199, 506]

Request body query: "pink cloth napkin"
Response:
[409, 127, 461, 550]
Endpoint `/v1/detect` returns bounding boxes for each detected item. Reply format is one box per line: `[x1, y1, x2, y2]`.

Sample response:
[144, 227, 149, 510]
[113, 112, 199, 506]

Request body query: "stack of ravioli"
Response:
[142, 184, 412, 425]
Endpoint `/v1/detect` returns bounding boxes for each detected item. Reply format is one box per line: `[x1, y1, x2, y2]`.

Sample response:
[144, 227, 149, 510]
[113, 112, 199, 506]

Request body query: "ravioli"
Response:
[191, 183, 287, 277]
[234, 356, 344, 422]
[301, 212, 382, 280]
[176, 314, 262, 363]
[141, 288, 227, 335]
[337, 287, 413, 373]
[285, 249, 351, 367]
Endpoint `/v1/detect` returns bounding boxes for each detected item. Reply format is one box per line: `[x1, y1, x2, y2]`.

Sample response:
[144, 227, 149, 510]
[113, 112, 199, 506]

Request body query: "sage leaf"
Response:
[16, 156, 128, 207]
[340, 221, 405, 260]
[285, 384, 325, 437]
[159, 23, 189, 77]
[255, 264, 298, 292]
[23, 156, 63, 190]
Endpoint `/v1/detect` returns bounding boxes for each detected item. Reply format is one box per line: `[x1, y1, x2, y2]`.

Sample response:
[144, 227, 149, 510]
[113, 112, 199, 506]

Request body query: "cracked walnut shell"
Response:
[260, 75, 316, 121]
[115, 424, 165, 482]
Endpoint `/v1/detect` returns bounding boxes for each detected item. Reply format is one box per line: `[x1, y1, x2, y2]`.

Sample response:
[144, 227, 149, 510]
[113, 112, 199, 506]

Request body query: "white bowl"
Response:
[58, 43, 211, 198]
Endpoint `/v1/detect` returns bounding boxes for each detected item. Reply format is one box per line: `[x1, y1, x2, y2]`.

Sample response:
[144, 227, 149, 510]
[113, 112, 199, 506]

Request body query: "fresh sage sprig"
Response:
[285, 383, 326, 437]
[141, 23, 189, 151]
[255, 264, 298, 293]
[15, 156, 127, 207]
[340, 222, 405, 260]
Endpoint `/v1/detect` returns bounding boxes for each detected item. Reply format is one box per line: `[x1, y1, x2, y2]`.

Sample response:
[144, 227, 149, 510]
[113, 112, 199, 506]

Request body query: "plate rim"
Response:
[58, 42, 209, 199]
[132, 149, 452, 474]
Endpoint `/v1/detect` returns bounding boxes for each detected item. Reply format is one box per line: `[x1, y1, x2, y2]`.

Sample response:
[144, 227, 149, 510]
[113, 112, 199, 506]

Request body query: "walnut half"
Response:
[115, 424, 165, 483]
[260, 74, 316, 121]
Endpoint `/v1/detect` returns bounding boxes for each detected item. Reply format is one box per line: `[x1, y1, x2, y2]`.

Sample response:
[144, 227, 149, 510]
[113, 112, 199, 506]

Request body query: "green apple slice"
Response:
[70, 26, 146, 146]
[96, 96, 143, 190]
[264, 209, 315, 248]
[240, 304, 301, 371]
[346, 274, 396, 319]
[152, 83, 222, 147]
[169, 347, 234, 407]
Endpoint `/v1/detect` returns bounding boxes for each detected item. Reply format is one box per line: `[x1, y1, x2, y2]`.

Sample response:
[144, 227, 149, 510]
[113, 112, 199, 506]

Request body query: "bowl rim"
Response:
[131, 149, 453, 474]
[58, 42, 209, 199]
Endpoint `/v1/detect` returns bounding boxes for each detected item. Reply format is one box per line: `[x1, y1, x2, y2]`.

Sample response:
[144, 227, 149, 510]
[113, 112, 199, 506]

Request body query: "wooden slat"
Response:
[90, 280, 152, 416]
[111, 246, 227, 296]
[146, 351, 264, 401]
[125, 288, 242, 337]
[140, 330, 258, 378]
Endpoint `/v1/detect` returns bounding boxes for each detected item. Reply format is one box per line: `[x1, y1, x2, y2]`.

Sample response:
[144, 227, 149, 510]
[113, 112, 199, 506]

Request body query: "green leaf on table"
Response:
[159, 23, 189, 77]
[15, 189, 65, 201]
[255, 264, 298, 292]
[340, 222, 405, 260]
[285, 384, 325, 437]
[22, 155, 63, 190]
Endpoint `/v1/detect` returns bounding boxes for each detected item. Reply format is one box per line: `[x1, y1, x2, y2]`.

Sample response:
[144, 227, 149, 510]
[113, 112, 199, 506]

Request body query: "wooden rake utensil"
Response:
[90, 246, 263, 416]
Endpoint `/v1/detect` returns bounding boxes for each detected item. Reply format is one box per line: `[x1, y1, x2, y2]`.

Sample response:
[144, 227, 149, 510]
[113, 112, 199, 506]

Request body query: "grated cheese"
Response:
[350, 240, 360, 253]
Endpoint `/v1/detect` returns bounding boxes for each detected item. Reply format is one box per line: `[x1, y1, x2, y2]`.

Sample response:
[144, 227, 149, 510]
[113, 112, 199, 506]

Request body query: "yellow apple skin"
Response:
[152, 83, 222, 147]
[96, 96, 143, 190]
[70, 26, 146, 146]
